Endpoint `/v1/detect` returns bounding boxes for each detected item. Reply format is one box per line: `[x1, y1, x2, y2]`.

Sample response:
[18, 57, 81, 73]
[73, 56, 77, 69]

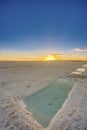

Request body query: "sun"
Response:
[44, 55, 57, 61]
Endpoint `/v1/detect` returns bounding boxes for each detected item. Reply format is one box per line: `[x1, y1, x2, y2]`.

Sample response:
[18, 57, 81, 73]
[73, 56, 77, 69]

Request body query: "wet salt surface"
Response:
[24, 78, 74, 127]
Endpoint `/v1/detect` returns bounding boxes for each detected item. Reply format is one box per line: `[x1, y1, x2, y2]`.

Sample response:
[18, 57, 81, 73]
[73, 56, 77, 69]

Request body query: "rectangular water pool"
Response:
[24, 78, 74, 127]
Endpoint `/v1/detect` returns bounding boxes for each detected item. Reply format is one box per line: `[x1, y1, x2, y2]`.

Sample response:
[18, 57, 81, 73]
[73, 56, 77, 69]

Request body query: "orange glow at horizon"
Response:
[0, 51, 87, 61]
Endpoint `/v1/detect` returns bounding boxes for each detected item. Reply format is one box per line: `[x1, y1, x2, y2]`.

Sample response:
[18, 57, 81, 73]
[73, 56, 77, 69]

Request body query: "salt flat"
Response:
[0, 61, 87, 130]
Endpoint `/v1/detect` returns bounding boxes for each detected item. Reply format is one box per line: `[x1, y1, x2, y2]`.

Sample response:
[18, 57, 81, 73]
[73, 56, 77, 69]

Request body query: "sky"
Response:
[0, 0, 87, 61]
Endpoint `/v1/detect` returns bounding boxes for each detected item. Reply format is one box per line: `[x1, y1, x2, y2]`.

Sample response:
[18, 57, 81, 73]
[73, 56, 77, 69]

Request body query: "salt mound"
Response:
[82, 64, 87, 68]
[71, 71, 82, 75]
[76, 68, 86, 72]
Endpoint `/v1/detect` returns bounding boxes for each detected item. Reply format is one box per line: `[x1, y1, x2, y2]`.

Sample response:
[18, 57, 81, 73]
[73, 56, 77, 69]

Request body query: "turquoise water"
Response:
[24, 78, 74, 127]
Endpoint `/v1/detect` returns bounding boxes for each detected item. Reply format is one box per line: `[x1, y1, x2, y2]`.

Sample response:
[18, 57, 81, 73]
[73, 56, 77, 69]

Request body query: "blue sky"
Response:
[0, 0, 87, 53]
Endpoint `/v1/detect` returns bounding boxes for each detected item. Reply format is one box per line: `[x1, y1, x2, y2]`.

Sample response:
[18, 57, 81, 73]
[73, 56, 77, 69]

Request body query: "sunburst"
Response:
[44, 55, 57, 61]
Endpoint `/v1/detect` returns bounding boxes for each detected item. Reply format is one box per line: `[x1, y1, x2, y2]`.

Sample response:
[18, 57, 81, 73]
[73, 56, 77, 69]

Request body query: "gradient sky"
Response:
[0, 0, 87, 60]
